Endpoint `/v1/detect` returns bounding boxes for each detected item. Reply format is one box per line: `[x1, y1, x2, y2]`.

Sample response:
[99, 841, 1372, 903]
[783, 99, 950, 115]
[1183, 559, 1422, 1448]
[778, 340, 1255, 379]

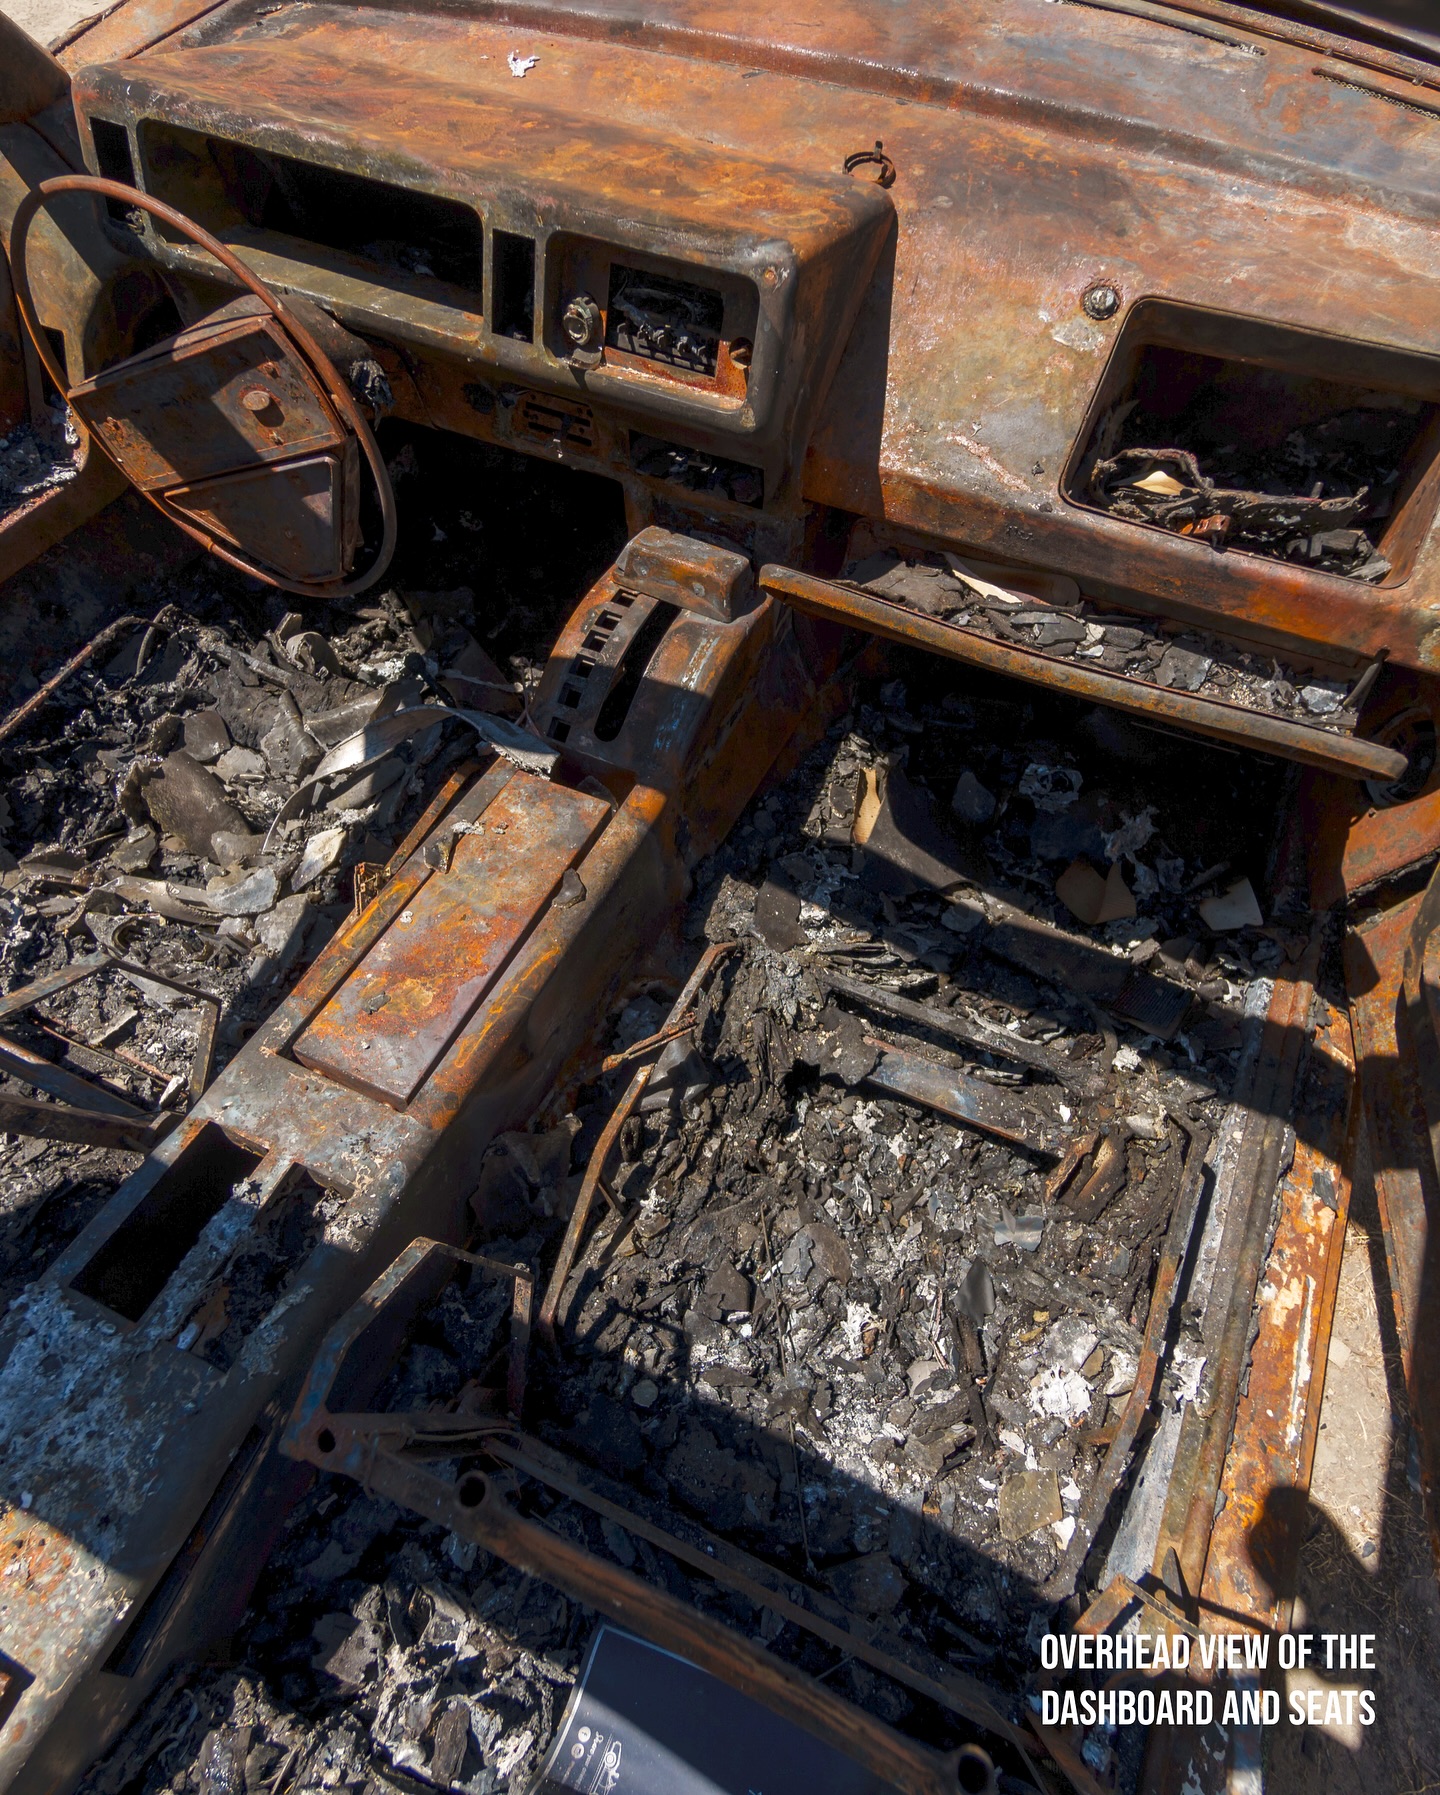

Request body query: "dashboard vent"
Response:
[516, 392, 595, 452]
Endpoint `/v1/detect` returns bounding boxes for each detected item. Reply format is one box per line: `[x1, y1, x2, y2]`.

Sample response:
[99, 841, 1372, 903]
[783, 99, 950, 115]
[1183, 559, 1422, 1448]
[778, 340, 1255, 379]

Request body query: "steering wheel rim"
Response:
[9, 172, 398, 598]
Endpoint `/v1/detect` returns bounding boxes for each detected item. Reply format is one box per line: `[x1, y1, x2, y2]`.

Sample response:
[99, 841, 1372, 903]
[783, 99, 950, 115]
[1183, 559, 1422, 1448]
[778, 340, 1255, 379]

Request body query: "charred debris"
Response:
[1071, 339, 1437, 584]
[0, 423, 1343, 1795]
[5, 1, 1440, 1787]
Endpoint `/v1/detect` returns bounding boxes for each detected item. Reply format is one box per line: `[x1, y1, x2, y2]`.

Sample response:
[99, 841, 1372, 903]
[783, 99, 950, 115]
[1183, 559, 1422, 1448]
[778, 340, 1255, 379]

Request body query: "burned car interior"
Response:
[0, 0, 1438, 1791]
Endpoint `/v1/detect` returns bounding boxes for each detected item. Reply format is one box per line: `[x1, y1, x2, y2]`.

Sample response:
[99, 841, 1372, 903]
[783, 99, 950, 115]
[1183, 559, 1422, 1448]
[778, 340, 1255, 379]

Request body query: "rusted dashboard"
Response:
[46, 0, 1440, 669]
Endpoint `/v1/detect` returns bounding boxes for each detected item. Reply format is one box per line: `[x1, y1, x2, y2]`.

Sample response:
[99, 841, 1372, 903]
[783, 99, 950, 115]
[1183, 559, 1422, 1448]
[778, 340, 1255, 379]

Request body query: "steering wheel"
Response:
[9, 172, 397, 598]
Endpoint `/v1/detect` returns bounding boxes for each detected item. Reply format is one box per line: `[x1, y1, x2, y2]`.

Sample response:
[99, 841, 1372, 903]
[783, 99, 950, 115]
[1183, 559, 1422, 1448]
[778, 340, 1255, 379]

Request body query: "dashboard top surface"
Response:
[62, 0, 1440, 663]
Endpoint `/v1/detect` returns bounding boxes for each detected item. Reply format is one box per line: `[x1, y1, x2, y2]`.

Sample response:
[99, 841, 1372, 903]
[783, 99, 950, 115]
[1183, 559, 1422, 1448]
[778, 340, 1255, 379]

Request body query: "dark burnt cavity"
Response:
[1069, 317, 1440, 584]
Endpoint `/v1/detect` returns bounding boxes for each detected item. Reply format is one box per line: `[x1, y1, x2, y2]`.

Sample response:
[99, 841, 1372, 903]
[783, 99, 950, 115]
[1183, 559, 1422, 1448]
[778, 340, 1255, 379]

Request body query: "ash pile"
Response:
[0, 406, 81, 522]
[77, 642, 1301, 1795]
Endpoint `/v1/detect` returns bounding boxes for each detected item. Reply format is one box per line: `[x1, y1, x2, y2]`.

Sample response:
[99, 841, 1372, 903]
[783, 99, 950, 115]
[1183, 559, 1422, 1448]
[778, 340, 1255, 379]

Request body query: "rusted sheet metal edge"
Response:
[759, 569, 1407, 782]
[0, 1091, 172, 1151]
[1297, 673, 1440, 909]
[1346, 895, 1440, 1570]
[827, 469, 1440, 678]
[1158, 0, 1440, 77]
[1199, 993, 1358, 1629]
[55, 0, 232, 68]
[0, 441, 125, 593]
[1145, 937, 1323, 1598]
[377, 0, 1440, 152]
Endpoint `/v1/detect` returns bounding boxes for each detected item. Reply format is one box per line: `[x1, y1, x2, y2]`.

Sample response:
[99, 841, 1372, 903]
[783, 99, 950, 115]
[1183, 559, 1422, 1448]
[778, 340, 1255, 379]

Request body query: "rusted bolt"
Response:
[729, 337, 753, 370]
[1082, 283, 1121, 321]
[562, 293, 603, 352]
[241, 385, 278, 413]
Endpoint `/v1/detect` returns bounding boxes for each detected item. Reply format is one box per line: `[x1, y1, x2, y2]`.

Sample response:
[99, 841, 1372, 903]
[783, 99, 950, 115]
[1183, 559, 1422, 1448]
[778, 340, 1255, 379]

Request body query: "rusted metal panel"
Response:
[0, 17, 69, 127]
[1199, 990, 1357, 1626]
[162, 444, 355, 579]
[1347, 894, 1440, 1569]
[55, 0, 230, 67]
[294, 772, 610, 1107]
[1300, 668, 1440, 907]
[0, 1513, 120, 1755]
[613, 524, 755, 621]
[70, 45, 892, 505]
[0, 122, 169, 388]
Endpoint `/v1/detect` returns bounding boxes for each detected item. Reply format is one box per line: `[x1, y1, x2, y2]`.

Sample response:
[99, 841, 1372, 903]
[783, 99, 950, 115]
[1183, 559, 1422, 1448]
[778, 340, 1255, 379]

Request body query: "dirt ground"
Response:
[1, 0, 97, 48]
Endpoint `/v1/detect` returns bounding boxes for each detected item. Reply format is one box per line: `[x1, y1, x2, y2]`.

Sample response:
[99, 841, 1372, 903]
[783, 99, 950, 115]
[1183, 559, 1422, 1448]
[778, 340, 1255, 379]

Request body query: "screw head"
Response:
[562, 293, 602, 351]
[240, 386, 276, 413]
[1083, 284, 1121, 321]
